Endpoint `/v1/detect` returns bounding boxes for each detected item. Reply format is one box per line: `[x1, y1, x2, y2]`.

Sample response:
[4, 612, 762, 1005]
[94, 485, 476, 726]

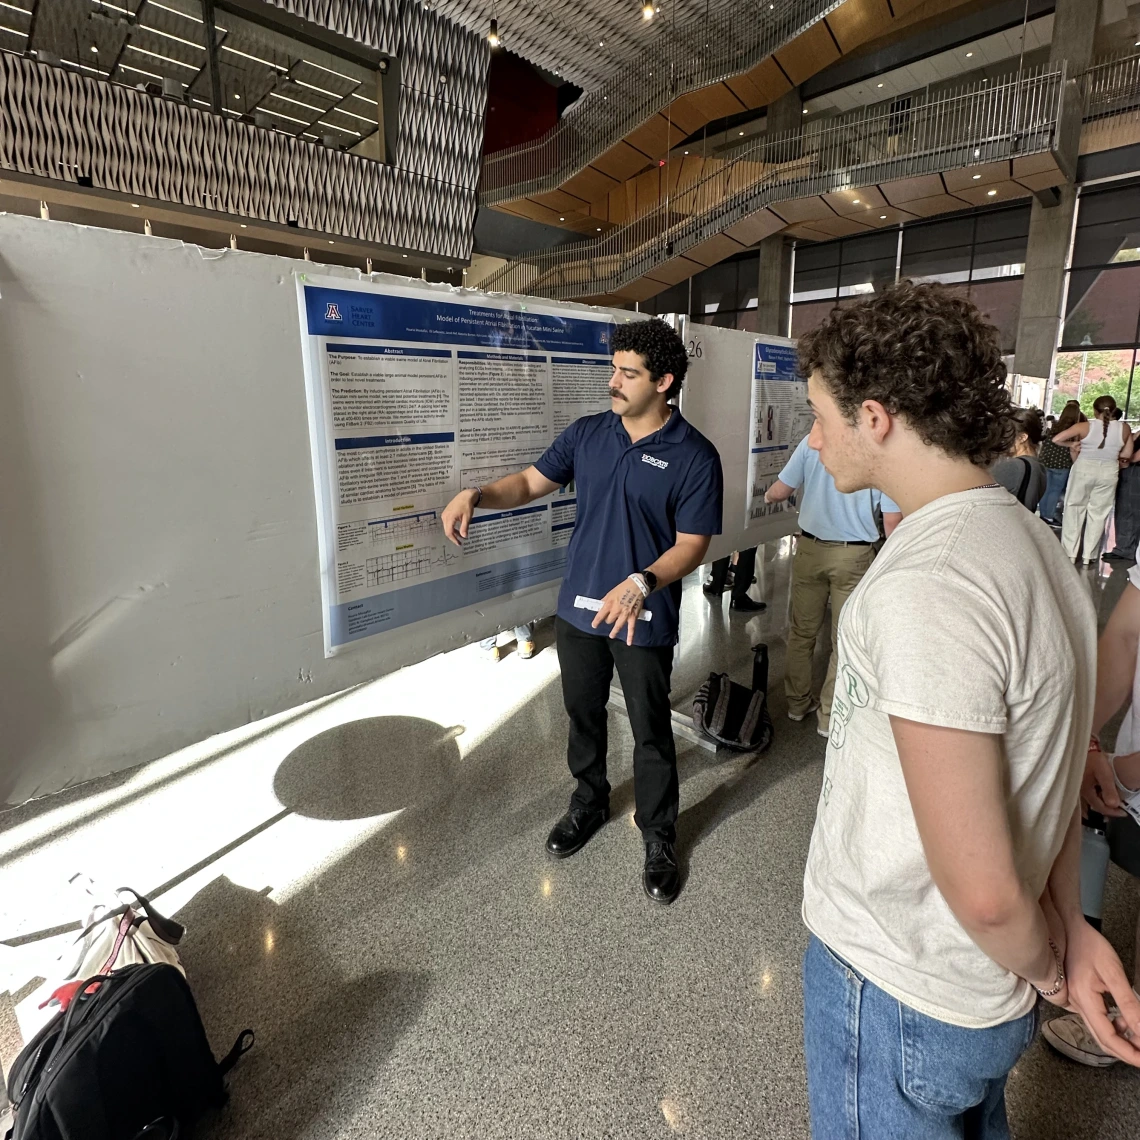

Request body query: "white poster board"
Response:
[745, 337, 812, 528]
[296, 275, 620, 656]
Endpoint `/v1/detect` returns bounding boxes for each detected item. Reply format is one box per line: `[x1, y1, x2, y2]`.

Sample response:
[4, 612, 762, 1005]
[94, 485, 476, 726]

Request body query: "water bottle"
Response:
[1080, 809, 1111, 931]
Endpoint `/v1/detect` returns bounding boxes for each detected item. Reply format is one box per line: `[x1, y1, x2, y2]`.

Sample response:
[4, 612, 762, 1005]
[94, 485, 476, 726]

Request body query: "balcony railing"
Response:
[482, 67, 1067, 300]
[0, 51, 477, 260]
[1079, 50, 1140, 149]
[479, 0, 843, 205]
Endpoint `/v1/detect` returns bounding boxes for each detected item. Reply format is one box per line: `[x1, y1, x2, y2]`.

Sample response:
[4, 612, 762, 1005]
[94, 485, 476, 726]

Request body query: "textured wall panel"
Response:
[0, 52, 477, 260]
[263, 0, 403, 56]
[395, 1, 488, 192]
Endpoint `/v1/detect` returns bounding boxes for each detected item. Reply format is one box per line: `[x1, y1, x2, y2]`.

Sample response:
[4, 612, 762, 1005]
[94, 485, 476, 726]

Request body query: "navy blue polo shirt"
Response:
[535, 408, 723, 647]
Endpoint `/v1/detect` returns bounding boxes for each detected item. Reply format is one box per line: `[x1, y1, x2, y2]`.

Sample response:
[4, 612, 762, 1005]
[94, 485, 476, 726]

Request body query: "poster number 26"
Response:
[687, 339, 703, 359]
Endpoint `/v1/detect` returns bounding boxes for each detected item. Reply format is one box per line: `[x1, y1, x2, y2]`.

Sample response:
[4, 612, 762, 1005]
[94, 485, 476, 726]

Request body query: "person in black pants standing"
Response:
[704, 547, 765, 612]
[441, 319, 723, 904]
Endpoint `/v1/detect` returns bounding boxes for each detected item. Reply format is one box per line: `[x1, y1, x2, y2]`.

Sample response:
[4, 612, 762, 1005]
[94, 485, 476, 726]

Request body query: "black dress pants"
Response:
[709, 546, 757, 603]
[1111, 464, 1140, 558]
[555, 616, 678, 844]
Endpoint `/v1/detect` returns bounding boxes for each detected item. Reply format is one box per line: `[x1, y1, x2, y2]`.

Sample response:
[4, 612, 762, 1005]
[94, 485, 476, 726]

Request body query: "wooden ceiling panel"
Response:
[894, 193, 971, 217]
[825, 0, 894, 54]
[1015, 171, 1065, 193]
[685, 232, 749, 267]
[530, 188, 591, 214]
[739, 57, 793, 107]
[775, 21, 840, 86]
[724, 71, 767, 111]
[878, 174, 945, 206]
[665, 95, 710, 136]
[822, 185, 887, 215]
[562, 166, 619, 204]
[612, 278, 667, 303]
[643, 255, 706, 286]
[952, 181, 1031, 207]
[799, 214, 875, 238]
[633, 167, 663, 215]
[1012, 152, 1063, 180]
[942, 160, 1011, 193]
[503, 199, 565, 225]
[768, 195, 836, 224]
[592, 140, 653, 183]
[626, 113, 680, 160]
[683, 82, 749, 122]
[723, 209, 786, 246]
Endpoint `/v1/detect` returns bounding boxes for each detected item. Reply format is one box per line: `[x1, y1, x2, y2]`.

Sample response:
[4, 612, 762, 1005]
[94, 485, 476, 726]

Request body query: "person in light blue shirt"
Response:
[764, 435, 901, 737]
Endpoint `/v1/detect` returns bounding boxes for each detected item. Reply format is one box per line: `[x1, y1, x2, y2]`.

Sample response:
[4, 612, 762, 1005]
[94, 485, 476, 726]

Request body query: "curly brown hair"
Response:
[797, 280, 1015, 466]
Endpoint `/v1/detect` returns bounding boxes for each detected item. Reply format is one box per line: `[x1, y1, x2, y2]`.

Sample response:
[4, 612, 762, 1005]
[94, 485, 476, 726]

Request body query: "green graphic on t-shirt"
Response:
[841, 663, 869, 708]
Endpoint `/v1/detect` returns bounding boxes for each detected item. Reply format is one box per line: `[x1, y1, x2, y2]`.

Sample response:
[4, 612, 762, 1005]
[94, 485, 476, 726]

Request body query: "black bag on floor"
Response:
[692, 643, 774, 753]
[6, 963, 253, 1140]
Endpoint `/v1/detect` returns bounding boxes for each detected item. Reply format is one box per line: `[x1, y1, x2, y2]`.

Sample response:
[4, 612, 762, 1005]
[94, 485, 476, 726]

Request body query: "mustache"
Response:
[608, 389, 627, 400]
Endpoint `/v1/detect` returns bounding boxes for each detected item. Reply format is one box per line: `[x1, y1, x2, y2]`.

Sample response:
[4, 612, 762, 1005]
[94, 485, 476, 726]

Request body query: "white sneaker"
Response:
[789, 699, 821, 723]
[1041, 1013, 1119, 1067]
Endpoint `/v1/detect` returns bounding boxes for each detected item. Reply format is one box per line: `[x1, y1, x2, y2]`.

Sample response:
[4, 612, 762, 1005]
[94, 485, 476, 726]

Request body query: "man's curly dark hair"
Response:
[797, 280, 1015, 466]
[611, 318, 688, 397]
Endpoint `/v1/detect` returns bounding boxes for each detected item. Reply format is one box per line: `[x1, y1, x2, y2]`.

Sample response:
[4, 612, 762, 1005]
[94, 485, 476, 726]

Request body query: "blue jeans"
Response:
[803, 937, 1037, 1140]
[1038, 467, 1069, 522]
[480, 624, 532, 650]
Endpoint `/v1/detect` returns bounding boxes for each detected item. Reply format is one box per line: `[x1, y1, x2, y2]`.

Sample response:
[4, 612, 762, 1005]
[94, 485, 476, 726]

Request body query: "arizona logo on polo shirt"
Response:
[641, 454, 669, 469]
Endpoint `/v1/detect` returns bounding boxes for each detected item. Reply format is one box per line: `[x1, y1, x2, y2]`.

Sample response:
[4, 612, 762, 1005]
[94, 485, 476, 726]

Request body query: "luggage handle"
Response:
[74, 888, 184, 948]
[218, 1029, 255, 1076]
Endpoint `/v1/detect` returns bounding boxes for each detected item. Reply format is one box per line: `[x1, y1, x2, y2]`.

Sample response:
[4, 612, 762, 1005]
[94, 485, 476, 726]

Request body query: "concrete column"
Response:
[756, 235, 793, 336]
[1013, 0, 1099, 381]
[755, 87, 801, 336]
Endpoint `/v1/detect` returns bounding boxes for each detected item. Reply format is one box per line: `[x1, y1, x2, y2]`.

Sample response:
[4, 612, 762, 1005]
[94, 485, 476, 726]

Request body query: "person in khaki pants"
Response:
[764, 436, 900, 737]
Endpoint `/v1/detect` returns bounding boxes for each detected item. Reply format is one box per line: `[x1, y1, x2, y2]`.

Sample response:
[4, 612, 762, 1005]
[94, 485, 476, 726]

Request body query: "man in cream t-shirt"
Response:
[795, 281, 1140, 1140]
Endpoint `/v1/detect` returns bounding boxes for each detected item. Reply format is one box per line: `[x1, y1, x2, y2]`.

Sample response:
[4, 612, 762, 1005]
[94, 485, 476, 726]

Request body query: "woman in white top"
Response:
[1053, 395, 1133, 564]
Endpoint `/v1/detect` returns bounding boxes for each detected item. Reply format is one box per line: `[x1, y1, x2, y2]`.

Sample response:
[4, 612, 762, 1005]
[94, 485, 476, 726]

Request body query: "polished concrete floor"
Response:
[1, 539, 1138, 1139]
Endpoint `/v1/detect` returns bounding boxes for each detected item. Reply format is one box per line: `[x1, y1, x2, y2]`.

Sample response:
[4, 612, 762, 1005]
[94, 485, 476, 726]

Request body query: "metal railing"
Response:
[479, 0, 843, 205]
[482, 67, 1066, 299]
[1080, 51, 1140, 133]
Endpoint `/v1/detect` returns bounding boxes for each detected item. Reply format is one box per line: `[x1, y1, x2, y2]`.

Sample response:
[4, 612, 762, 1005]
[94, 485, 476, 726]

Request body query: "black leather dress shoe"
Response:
[546, 806, 609, 857]
[730, 596, 767, 612]
[702, 583, 724, 598]
[643, 841, 680, 904]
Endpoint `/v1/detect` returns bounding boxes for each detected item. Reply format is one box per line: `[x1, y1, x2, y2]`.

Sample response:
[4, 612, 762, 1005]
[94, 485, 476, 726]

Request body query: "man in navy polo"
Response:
[441, 318, 723, 904]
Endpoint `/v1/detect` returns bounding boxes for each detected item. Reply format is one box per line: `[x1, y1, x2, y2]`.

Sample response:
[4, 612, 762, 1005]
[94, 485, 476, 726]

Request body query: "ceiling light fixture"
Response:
[240, 223, 247, 227]
[802, 108, 808, 114]
[131, 203, 140, 208]
[877, 82, 883, 88]
[683, 150, 689, 154]
[852, 199, 860, 204]
[641, 1, 654, 20]
[559, 216, 565, 221]
[880, 214, 887, 219]
[487, 19, 500, 48]
[973, 173, 981, 179]
[596, 227, 602, 231]
[987, 189, 997, 196]
[739, 130, 744, 136]
[966, 51, 973, 58]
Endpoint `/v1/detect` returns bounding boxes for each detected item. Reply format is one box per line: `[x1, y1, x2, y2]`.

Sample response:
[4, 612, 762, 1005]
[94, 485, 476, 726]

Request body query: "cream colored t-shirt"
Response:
[802, 486, 1096, 1028]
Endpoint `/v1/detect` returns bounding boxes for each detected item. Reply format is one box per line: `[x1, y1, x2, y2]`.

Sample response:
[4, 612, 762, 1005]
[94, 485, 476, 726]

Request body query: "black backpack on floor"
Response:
[6, 963, 253, 1140]
[692, 643, 774, 753]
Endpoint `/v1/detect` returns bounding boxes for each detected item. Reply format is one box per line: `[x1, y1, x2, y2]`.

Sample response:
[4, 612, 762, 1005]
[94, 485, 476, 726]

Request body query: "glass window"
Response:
[1071, 181, 1140, 269]
[838, 230, 897, 297]
[1062, 264, 1140, 349]
[968, 278, 1022, 354]
[1052, 349, 1139, 418]
[900, 215, 974, 282]
[792, 241, 840, 302]
[691, 260, 738, 316]
[971, 205, 1030, 280]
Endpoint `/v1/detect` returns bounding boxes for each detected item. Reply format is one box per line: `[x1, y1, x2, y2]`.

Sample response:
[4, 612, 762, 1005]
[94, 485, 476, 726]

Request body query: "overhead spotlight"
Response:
[559, 216, 565, 220]
[966, 51, 973, 58]
[987, 189, 997, 196]
[880, 214, 886, 219]
[683, 150, 689, 154]
[876, 82, 883, 88]
[596, 227, 602, 231]
[973, 173, 981, 179]
[802, 108, 808, 114]
[852, 199, 860, 205]
[90, 42, 98, 53]
[131, 202, 140, 208]
[487, 19, 500, 47]
[739, 130, 744, 136]
[234, 93, 241, 101]
[641, 1, 654, 20]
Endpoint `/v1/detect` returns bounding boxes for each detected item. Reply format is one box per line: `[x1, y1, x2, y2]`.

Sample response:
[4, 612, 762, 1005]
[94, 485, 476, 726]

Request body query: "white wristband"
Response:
[627, 573, 649, 598]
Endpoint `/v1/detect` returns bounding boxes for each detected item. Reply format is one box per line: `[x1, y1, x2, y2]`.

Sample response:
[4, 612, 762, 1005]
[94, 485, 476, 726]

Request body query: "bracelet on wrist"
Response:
[627, 573, 649, 599]
[467, 486, 482, 508]
[1034, 937, 1066, 998]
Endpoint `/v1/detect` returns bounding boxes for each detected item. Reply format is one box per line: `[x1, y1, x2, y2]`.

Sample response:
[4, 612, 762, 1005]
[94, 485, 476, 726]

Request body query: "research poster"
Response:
[744, 338, 812, 528]
[297, 276, 619, 655]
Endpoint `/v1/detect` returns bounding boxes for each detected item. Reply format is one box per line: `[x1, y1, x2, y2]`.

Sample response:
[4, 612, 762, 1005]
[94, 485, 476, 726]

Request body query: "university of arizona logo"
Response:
[641, 453, 668, 470]
[324, 302, 343, 321]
